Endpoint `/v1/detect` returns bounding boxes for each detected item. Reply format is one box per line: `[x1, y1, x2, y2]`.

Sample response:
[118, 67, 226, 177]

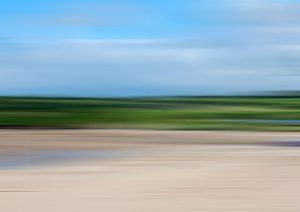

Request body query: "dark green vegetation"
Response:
[1, 96, 300, 131]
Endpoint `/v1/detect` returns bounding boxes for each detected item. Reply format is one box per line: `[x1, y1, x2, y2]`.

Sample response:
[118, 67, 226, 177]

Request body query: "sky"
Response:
[1, 0, 300, 97]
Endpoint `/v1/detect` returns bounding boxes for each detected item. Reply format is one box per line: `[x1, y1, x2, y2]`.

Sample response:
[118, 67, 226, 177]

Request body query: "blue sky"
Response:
[0, 0, 198, 40]
[1, 0, 300, 97]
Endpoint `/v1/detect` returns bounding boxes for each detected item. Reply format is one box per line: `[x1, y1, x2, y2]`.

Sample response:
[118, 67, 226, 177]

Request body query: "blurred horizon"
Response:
[2, 2, 300, 210]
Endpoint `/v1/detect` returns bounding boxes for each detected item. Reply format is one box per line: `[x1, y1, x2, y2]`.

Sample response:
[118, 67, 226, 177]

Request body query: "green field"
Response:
[1, 96, 300, 131]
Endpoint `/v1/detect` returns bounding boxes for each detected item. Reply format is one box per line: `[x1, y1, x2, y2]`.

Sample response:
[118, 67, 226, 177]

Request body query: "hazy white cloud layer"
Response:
[1, 0, 300, 96]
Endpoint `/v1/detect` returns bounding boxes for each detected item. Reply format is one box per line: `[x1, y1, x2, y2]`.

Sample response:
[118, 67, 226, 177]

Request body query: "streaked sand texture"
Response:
[1, 130, 300, 212]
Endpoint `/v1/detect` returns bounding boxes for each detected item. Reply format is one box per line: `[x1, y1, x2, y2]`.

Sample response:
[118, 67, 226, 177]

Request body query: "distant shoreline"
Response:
[1, 96, 300, 131]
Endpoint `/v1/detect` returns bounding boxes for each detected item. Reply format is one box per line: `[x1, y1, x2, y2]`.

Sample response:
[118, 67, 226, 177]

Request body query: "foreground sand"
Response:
[1, 130, 300, 212]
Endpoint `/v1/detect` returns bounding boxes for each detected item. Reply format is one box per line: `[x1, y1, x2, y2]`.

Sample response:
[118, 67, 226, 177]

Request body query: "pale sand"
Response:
[1, 130, 300, 212]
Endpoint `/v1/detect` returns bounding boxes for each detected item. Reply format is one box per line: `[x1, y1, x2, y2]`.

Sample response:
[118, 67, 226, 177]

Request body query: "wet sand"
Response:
[1, 130, 300, 211]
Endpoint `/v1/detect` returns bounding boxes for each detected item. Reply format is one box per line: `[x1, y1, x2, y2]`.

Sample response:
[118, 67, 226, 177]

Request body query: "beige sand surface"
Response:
[1, 130, 300, 212]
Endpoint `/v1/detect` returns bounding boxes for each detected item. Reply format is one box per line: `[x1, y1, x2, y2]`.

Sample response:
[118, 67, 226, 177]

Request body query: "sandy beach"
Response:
[1, 130, 300, 212]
